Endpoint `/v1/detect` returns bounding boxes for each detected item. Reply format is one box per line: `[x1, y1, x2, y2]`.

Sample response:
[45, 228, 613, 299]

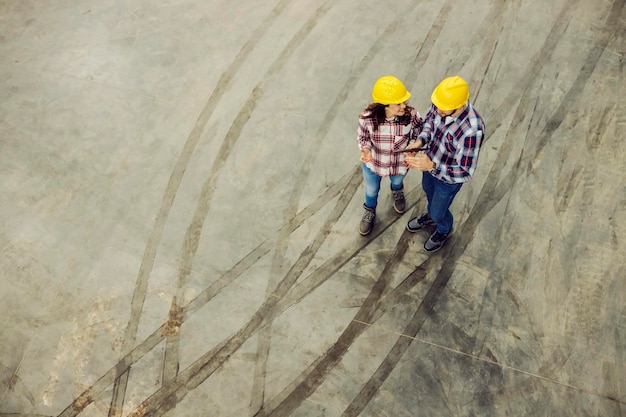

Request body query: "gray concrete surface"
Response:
[1, 1, 625, 416]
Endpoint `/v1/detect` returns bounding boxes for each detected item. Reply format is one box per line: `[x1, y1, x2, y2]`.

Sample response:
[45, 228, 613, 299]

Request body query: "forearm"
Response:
[357, 119, 372, 150]
[418, 107, 437, 145]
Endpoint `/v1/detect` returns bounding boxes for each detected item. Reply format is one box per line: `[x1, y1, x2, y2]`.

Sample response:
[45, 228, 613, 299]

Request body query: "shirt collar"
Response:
[434, 103, 469, 125]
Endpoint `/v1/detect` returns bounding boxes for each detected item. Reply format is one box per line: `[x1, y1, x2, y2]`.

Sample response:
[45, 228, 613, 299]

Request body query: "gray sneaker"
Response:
[359, 206, 376, 236]
[424, 229, 452, 252]
[406, 213, 434, 232]
[392, 189, 406, 214]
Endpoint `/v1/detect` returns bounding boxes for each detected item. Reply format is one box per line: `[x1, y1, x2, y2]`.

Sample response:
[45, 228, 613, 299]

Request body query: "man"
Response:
[404, 76, 485, 252]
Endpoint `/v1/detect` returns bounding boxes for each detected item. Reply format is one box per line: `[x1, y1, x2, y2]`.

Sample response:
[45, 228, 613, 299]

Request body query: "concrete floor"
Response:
[1, 1, 625, 416]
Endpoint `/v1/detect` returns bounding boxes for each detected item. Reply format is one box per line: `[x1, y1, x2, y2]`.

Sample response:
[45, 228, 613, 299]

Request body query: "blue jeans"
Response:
[422, 172, 462, 234]
[362, 163, 405, 209]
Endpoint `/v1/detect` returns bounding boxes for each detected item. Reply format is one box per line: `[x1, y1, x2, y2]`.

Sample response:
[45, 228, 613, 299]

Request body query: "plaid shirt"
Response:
[418, 102, 485, 184]
[357, 107, 423, 177]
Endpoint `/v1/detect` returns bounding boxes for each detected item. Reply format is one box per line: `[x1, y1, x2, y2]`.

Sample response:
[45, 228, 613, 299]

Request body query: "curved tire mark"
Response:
[250, 1, 440, 412]
[56, 164, 358, 417]
[108, 1, 294, 415]
[258, 1, 626, 415]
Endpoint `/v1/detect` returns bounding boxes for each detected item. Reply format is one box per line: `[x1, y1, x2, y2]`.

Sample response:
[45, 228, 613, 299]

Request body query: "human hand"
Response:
[360, 149, 372, 163]
[401, 140, 423, 156]
[404, 152, 434, 171]
[405, 140, 423, 151]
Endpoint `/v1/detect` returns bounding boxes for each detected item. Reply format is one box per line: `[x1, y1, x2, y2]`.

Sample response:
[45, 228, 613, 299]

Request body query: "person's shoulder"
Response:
[360, 109, 373, 119]
[464, 103, 482, 119]
[463, 103, 485, 131]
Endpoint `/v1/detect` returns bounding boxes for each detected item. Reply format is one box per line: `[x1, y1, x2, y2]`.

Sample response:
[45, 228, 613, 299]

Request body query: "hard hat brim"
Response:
[431, 91, 468, 111]
[373, 91, 411, 105]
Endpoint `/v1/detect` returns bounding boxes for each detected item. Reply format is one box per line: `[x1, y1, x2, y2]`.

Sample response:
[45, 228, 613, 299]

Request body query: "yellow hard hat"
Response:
[372, 75, 411, 105]
[431, 76, 470, 111]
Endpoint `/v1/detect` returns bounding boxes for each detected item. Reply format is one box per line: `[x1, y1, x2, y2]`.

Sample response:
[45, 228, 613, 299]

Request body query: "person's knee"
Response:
[365, 184, 381, 196]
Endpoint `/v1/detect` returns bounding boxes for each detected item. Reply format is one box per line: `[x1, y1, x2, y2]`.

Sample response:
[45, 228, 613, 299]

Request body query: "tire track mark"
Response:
[62, 0, 620, 412]
[58, 174, 417, 415]
[256, 205, 427, 417]
[57, 163, 357, 417]
[584, 100, 617, 153]
[179, 0, 622, 411]
[468, 0, 626, 403]
[451, 0, 508, 81]
[124, 166, 363, 416]
[250, 144, 359, 415]
[341, 259, 444, 417]
[470, 1, 512, 104]
[111, 180, 423, 416]
[473, 0, 623, 353]
[563, 244, 612, 340]
[269, 185, 424, 318]
[156, 2, 336, 415]
[479, 0, 580, 144]
[260, 220, 442, 417]
[259, 1, 625, 414]
[469, 0, 580, 358]
[157, 81, 264, 392]
[250, 235, 293, 415]
[405, 1, 452, 84]
[348, 0, 624, 410]
[554, 165, 584, 213]
[519, 0, 624, 173]
[108, 1, 293, 415]
[250, 1, 440, 412]
[255, 1, 514, 414]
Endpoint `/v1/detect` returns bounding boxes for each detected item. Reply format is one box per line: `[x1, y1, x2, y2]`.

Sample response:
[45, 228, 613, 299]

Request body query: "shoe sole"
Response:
[359, 223, 374, 236]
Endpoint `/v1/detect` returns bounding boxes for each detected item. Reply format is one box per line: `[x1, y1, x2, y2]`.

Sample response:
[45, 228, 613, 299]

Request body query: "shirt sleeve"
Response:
[446, 130, 483, 182]
[418, 105, 437, 145]
[357, 116, 372, 150]
[437, 125, 483, 183]
[410, 108, 424, 144]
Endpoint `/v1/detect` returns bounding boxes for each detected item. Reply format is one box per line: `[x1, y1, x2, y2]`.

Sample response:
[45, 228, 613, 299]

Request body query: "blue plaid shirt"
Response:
[418, 102, 485, 184]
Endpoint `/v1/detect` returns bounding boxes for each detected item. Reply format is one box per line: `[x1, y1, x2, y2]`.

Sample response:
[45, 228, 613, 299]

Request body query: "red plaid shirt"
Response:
[357, 107, 423, 176]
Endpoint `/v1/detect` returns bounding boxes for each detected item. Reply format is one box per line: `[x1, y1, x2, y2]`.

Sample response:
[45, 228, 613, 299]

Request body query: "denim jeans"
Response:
[422, 172, 463, 234]
[362, 163, 405, 209]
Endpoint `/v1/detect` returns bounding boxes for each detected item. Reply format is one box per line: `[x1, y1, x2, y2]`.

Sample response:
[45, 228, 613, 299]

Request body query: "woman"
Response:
[357, 75, 423, 236]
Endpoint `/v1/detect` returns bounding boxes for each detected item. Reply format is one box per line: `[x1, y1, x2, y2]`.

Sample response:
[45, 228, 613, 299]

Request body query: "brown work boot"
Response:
[392, 189, 406, 214]
[359, 205, 376, 236]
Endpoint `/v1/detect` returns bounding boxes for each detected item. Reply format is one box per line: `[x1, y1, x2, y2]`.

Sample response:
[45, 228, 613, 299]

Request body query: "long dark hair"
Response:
[360, 103, 413, 132]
